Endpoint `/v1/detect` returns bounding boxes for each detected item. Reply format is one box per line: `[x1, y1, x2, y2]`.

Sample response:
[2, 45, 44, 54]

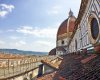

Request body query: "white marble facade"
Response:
[69, 0, 100, 53]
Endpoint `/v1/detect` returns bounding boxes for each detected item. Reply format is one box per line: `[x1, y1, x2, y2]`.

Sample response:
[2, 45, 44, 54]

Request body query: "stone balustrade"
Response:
[0, 55, 57, 80]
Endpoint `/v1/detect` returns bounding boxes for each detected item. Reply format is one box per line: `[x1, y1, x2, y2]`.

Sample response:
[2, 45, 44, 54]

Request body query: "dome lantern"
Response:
[69, 9, 73, 17]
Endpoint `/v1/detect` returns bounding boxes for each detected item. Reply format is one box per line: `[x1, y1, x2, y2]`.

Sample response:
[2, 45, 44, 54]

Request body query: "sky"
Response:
[0, 0, 81, 52]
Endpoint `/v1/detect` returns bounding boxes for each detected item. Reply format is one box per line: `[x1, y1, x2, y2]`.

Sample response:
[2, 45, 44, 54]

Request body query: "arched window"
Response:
[91, 18, 99, 40]
[75, 39, 77, 51]
[62, 40, 64, 45]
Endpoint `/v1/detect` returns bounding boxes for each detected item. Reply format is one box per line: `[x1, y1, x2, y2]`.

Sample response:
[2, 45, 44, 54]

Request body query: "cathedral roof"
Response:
[49, 48, 56, 55]
[56, 46, 66, 52]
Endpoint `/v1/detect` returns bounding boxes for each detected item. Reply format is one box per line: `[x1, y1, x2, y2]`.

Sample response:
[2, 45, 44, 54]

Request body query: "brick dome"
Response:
[68, 16, 76, 32]
[57, 19, 68, 36]
[57, 10, 76, 40]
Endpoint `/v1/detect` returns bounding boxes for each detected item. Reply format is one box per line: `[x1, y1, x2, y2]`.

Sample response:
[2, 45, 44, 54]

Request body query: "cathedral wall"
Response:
[69, 0, 100, 53]
[57, 38, 68, 47]
[69, 25, 82, 52]
[56, 50, 64, 55]
[57, 40, 62, 46]
[56, 38, 68, 55]
[81, 0, 100, 46]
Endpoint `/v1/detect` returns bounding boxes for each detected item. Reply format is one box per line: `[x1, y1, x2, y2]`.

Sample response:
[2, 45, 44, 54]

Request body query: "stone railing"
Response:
[0, 55, 57, 79]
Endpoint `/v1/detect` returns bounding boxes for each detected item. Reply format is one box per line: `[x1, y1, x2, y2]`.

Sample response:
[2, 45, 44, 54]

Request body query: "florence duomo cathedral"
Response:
[56, 9, 76, 55]
[49, 9, 76, 55]
[39, 0, 100, 80]
[0, 0, 100, 80]
[40, 0, 100, 79]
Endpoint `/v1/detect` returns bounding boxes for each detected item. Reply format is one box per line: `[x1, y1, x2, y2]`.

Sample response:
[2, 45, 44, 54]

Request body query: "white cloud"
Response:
[0, 24, 59, 52]
[16, 26, 58, 38]
[0, 4, 15, 17]
[0, 40, 5, 44]
[10, 40, 26, 47]
[31, 40, 55, 52]
[0, 4, 15, 12]
[15, 25, 59, 52]
[0, 11, 8, 17]
[36, 40, 53, 47]
[16, 41, 26, 45]
[47, 5, 62, 15]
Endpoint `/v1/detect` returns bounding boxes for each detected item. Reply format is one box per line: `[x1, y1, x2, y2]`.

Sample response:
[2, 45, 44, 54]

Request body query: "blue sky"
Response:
[0, 0, 81, 52]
